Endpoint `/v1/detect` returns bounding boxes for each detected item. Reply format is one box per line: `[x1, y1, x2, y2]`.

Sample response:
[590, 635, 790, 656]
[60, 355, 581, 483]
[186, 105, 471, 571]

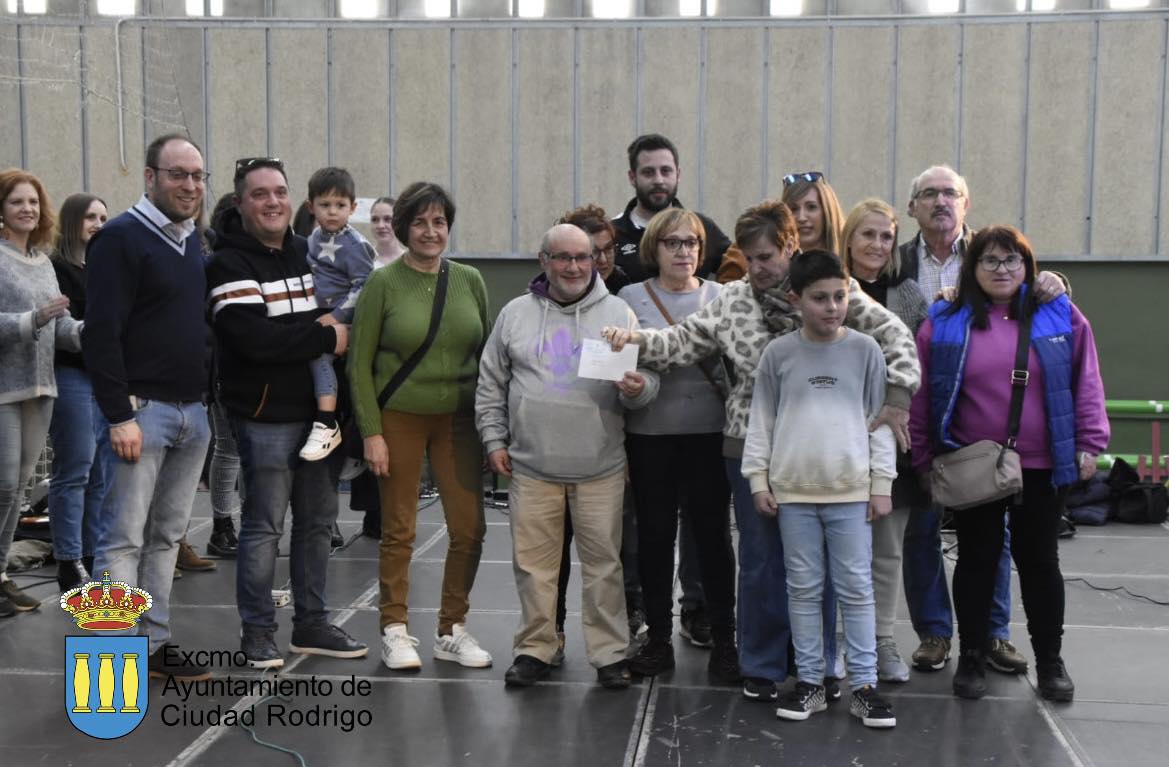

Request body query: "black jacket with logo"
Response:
[611, 197, 733, 284]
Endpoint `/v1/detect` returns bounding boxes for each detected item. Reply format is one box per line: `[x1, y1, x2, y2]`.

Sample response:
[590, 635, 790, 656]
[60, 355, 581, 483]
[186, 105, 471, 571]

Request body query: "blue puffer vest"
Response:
[927, 287, 1078, 487]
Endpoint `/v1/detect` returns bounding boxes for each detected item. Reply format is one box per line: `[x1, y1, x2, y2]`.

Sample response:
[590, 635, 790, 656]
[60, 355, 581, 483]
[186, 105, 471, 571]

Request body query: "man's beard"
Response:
[636, 184, 675, 214]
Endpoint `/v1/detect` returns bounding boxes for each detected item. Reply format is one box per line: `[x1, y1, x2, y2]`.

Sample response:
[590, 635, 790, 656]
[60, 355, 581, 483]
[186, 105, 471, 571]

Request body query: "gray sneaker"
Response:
[876, 638, 910, 683]
[241, 627, 284, 669]
[0, 578, 40, 611]
[290, 623, 369, 659]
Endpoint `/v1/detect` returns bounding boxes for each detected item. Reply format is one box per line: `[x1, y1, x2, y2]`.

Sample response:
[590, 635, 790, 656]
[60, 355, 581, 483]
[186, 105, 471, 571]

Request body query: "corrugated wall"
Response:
[1, 12, 1167, 259]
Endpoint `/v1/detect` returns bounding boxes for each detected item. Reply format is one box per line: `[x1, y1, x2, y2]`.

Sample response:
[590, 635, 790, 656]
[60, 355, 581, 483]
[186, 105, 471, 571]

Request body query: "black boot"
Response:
[1036, 658, 1075, 702]
[207, 516, 238, 557]
[57, 559, 91, 591]
[952, 647, 987, 699]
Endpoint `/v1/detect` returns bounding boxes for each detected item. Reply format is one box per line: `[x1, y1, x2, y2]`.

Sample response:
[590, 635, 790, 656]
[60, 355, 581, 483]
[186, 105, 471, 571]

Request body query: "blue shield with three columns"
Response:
[65, 635, 149, 739]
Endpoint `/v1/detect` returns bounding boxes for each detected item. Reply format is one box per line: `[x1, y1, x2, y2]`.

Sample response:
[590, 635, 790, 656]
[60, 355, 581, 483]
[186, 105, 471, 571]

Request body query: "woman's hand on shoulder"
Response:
[1034, 271, 1068, 303]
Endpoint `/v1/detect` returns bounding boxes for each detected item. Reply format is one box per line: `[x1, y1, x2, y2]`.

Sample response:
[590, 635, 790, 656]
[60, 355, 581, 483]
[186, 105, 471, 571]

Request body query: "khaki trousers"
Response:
[509, 469, 628, 668]
[377, 410, 485, 634]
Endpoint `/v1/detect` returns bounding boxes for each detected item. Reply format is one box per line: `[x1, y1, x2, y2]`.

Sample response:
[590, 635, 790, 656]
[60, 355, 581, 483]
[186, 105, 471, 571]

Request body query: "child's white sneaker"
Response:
[299, 422, 341, 461]
[433, 623, 493, 668]
[381, 624, 421, 670]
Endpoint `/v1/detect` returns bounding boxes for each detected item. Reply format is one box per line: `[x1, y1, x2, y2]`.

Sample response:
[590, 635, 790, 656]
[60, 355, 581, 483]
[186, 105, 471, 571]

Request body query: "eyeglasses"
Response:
[149, 166, 209, 184]
[544, 252, 594, 266]
[660, 237, 701, 253]
[977, 254, 1025, 272]
[915, 187, 963, 202]
[592, 244, 615, 260]
[233, 157, 284, 181]
[782, 171, 824, 186]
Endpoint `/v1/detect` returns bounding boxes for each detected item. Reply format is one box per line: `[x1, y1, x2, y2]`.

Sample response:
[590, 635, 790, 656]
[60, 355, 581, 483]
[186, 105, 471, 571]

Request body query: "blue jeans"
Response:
[727, 457, 836, 682]
[902, 504, 1012, 640]
[779, 502, 877, 690]
[232, 417, 340, 632]
[208, 401, 242, 519]
[93, 400, 210, 653]
[47, 367, 109, 560]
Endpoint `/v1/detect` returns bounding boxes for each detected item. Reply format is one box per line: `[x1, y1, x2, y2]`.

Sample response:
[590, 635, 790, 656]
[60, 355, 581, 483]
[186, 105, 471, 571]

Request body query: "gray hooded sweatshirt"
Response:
[475, 271, 659, 483]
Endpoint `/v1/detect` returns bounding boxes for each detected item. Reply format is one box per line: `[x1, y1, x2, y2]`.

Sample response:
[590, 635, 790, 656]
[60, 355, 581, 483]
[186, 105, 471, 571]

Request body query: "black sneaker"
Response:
[505, 654, 550, 687]
[290, 623, 369, 658]
[148, 644, 212, 681]
[849, 685, 896, 728]
[708, 640, 742, 684]
[207, 517, 238, 558]
[742, 676, 779, 701]
[57, 559, 91, 591]
[952, 648, 987, 699]
[241, 626, 284, 669]
[330, 522, 345, 549]
[679, 607, 714, 649]
[628, 638, 675, 676]
[775, 681, 827, 721]
[1036, 658, 1075, 702]
[824, 676, 843, 701]
[597, 661, 632, 689]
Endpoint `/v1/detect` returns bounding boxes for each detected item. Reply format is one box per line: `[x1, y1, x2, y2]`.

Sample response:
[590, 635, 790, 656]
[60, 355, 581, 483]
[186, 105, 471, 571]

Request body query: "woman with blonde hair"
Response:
[0, 169, 81, 617]
[840, 197, 928, 683]
[781, 171, 845, 257]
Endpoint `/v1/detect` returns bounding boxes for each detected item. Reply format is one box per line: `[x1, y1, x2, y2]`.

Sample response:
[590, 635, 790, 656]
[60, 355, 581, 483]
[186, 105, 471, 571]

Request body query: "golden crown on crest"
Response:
[59, 571, 153, 632]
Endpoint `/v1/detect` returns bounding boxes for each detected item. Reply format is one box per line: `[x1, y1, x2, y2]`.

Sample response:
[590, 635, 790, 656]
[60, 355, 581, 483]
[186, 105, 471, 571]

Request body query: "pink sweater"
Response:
[910, 302, 1110, 475]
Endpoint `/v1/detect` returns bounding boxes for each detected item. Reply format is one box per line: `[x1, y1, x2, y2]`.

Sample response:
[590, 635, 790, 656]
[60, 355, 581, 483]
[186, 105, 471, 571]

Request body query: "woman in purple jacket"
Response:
[909, 225, 1108, 703]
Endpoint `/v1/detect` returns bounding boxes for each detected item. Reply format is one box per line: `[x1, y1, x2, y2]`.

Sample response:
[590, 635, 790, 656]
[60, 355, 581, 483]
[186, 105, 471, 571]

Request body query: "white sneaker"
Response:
[299, 422, 341, 461]
[433, 623, 493, 668]
[381, 623, 421, 670]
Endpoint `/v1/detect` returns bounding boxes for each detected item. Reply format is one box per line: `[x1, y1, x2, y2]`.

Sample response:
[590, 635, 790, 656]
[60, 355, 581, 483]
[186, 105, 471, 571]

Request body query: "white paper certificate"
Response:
[578, 339, 640, 382]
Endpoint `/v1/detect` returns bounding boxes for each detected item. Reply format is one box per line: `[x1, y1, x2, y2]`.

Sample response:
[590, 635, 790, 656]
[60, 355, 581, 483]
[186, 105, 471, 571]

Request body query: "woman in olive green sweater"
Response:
[348, 182, 492, 673]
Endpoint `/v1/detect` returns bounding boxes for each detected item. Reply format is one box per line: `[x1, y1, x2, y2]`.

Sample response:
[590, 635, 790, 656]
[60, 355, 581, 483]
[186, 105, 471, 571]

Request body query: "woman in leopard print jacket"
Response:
[603, 198, 920, 701]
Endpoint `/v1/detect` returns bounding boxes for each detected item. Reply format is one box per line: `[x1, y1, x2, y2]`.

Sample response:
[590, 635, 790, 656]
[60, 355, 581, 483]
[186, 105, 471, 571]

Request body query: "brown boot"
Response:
[176, 537, 216, 571]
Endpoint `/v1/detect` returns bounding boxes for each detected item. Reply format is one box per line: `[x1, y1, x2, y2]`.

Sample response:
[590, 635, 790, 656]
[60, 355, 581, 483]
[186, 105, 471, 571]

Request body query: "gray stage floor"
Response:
[1, 490, 1167, 766]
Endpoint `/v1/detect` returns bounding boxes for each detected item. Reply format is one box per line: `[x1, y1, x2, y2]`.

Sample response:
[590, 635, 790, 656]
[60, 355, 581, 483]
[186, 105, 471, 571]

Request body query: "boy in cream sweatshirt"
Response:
[741, 250, 898, 729]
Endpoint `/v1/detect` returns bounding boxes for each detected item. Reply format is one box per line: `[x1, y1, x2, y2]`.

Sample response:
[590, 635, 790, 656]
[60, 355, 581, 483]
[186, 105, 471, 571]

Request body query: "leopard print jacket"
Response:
[637, 277, 921, 449]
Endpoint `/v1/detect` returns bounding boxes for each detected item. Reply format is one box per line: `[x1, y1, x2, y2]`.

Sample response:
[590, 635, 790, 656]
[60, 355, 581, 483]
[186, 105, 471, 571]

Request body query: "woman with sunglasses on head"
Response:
[0, 169, 83, 617]
[47, 193, 112, 590]
[617, 208, 739, 684]
[840, 198, 929, 683]
[909, 225, 1107, 702]
[781, 171, 846, 257]
[603, 199, 920, 702]
[349, 181, 492, 673]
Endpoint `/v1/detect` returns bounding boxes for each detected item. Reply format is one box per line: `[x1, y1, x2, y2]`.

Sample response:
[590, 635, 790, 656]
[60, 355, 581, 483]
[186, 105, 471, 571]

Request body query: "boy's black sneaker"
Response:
[707, 640, 742, 684]
[849, 685, 896, 728]
[207, 516, 238, 558]
[775, 681, 827, 721]
[290, 623, 368, 658]
[952, 648, 987, 699]
[628, 638, 674, 677]
[148, 644, 212, 681]
[1036, 659, 1075, 702]
[679, 607, 713, 648]
[504, 654, 550, 687]
[742, 676, 778, 701]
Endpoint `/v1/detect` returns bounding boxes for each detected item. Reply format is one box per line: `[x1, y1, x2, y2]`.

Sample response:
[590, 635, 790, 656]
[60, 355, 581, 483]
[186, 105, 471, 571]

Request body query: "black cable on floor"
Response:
[1063, 577, 1169, 606]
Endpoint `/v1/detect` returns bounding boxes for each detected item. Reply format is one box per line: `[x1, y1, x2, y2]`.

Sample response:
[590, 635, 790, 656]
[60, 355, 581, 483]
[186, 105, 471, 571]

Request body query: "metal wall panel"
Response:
[959, 23, 1028, 232]
[452, 28, 511, 253]
[516, 28, 574, 253]
[768, 27, 831, 203]
[390, 28, 451, 198]
[575, 27, 636, 218]
[1025, 21, 1094, 257]
[830, 26, 895, 213]
[333, 29, 392, 200]
[22, 25, 82, 207]
[640, 28, 701, 212]
[269, 28, 329, 203]
[894, 24, 960, 214]
[206, 29, 268, 206]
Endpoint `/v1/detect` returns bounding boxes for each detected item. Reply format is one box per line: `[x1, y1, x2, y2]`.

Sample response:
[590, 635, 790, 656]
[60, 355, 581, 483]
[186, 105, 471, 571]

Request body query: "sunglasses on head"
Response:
[234, 157, 284, 181]
[782, 171, 824, 186]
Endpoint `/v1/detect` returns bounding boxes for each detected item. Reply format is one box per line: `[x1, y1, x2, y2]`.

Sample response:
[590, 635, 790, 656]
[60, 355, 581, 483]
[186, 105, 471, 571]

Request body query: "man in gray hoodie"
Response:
[476, 224, 659, 690]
